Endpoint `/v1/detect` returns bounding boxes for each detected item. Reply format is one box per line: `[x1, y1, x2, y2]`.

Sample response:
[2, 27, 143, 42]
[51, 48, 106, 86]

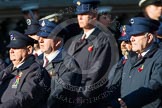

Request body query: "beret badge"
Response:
[130, 18, 134, 24]
[121, 25, 126, 36]
[10, 34, 16, 40]
[26, 19, 31, 25]
[41, 20, 46, 27]
[76, 1, 81, 6]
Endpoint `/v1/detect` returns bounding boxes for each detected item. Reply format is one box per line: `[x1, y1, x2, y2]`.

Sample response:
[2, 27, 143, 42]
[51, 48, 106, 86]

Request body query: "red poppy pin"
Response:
[88, 45, 93, 52]
[138, 64, 144, 72]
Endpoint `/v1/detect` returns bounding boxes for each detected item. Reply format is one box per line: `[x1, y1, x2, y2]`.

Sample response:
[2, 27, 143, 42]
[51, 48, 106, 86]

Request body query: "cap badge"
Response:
[130, 18, 134, 24]
[41, 20, 45, 27]
[121, 25, 126, 36]
[10, 34, 16, 40]
[26, 19, 31, 25]
[76, 1, 81, 6]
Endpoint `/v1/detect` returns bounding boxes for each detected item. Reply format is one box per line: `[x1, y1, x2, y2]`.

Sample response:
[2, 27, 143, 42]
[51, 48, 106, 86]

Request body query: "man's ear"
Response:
[27, 45, 33, 54]
[54, 37, 63, 48]
[56, 40, 62, 47]
[147, 33, 154, 43]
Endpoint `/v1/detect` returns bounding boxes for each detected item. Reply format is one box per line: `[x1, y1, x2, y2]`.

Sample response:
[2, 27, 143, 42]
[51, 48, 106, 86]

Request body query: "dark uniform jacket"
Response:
[67, 28, 112, 107]
[0, 58, 6, 72]
[0, 55, 51, 108]
[36, 50, 62, 77]
[47, 50, 82, 108]
[117, 43, 162, 108]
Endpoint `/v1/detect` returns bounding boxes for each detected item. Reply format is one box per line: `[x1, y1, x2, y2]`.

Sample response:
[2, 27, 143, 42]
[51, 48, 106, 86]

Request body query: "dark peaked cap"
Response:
[129, 17, 160, 35]
[37, 19, 57, 38]
[7, 31, 36, 48]
[25, 19, 40, 35]
[139, 0, 162, 8]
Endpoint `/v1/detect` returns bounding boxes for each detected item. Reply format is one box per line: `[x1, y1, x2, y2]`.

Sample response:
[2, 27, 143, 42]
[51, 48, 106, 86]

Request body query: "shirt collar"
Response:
[44, 48, 62, 63]
[33, 49, 43, 56]
[16, 62, 24, 68]
[84, 28, 95, 39]
[141, 44, 153, 57]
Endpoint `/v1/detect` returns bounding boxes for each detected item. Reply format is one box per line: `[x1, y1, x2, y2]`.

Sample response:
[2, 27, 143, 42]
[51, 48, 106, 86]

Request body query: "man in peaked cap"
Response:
[106, 25, 132, 104]
[37, 19, 64, 76]
[138, 0, 162, 20]
[36, 20, 82, 108]
[25, 18, 43, 58]
[67, 0, 116, 108]
[110, 17, 162, 108]
[0, 30, 51, 108]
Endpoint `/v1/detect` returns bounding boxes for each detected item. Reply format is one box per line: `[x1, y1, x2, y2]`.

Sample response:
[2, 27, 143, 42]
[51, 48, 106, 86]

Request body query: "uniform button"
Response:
[129, 76, 131, 78]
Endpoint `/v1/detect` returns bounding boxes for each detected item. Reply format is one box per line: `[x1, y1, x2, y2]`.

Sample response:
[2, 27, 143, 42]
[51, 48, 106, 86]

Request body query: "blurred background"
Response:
[0, 0, 140, 63]
[0, 0, 139, 20]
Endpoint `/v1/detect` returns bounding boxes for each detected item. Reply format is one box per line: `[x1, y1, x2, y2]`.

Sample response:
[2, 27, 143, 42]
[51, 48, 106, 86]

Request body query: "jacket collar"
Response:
[18, 55, 35, 70]
[130, 43, 159, 66]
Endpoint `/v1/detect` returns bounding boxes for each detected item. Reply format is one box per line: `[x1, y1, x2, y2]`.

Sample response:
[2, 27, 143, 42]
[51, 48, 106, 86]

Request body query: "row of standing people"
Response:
[0, 0, 162, 108]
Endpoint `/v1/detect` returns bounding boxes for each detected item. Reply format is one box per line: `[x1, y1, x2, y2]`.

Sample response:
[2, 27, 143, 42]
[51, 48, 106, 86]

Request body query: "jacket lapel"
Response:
[69, 28, 100, 55]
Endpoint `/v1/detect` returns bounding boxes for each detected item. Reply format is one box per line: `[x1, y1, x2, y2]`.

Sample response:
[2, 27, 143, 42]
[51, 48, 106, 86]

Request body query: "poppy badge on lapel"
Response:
[88, 45, 93, 52]
[138, 64, 144, 72]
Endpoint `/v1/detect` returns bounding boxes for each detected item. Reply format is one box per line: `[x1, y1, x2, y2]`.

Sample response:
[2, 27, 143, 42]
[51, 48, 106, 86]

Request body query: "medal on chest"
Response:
[12, 72, 23, 89]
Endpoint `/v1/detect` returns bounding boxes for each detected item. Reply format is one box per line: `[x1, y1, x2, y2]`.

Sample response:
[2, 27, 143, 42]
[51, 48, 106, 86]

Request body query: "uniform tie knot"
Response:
[43, 56, 49, 67]
[81, 34, 86, 41]
[138, 53, 142, 59]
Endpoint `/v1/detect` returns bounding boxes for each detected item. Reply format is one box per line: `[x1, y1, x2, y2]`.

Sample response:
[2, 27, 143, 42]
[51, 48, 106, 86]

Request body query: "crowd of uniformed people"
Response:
[0, 0, 162, 108]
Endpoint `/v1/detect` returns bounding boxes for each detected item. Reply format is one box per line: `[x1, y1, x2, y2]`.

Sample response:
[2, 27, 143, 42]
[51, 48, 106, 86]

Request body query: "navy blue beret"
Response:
[7, 31, 35, 48]
[129, 17, 160, 35]
[118, 25, 131, 41]
[73, 0, 100, 14]
[25, 19, 40, 35]
[37, 19, 57, 38]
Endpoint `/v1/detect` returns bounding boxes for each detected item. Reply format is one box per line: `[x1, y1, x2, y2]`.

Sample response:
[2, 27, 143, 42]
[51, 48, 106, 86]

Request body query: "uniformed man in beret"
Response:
[138, 0, 162, 20]
[25, 18, 43, 58]
[0, 31, 51, 108]
[67, 0, 114, 107]
[109, 17, 162, 108]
